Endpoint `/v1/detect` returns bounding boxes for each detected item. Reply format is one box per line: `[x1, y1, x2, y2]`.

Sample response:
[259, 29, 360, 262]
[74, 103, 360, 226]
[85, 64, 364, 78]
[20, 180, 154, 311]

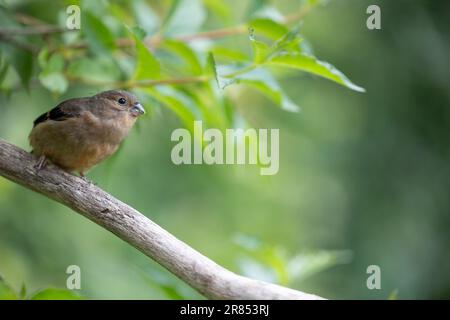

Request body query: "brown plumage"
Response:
[29, 90, 145, 176]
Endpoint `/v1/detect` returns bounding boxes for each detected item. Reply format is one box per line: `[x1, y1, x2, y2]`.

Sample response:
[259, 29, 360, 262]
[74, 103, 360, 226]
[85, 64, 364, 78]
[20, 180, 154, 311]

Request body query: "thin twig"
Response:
[55, 3, 314, 52]
[15, 13, 53, 27]
[0, 26, 75, 36]
[0, 34, 38, 53]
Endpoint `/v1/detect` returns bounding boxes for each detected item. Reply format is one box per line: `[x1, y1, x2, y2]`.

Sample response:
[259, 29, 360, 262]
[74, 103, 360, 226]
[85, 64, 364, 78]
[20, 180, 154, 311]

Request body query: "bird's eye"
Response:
[118, 97, 127, 105]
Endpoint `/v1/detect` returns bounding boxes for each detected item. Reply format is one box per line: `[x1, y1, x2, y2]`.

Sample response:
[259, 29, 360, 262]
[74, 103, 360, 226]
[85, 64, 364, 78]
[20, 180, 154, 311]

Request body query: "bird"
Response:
[29, 90, 145, 178]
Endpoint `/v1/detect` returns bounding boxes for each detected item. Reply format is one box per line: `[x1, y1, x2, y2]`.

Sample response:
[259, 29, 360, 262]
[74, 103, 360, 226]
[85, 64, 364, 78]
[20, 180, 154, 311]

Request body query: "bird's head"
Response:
[95, 90, 145, 118]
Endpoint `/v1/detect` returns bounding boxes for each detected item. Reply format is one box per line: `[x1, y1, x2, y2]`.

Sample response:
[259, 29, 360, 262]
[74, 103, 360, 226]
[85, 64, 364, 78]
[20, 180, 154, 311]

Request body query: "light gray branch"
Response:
[0, 138, 323, 300]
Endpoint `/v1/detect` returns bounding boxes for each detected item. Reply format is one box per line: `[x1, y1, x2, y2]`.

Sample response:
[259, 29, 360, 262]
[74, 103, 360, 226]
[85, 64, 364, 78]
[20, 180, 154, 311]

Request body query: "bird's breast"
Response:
[84, 112, 133, 145]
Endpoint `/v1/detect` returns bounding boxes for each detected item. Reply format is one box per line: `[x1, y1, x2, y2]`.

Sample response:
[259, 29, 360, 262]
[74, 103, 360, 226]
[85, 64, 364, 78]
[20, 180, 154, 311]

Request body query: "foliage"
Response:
[0, 0, 364, 133]
[234, 234, 352, 286]
[2, 0, 446, 300]
[0, 276, 83, 300]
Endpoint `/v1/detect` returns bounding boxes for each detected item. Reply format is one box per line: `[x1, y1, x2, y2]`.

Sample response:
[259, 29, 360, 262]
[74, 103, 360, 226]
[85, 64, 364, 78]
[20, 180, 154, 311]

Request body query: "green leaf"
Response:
[203, 0, 231, 21]
[162, 40, 203, 76]
[38, 72, 68, 94]
[11, 49, 33, 88]
[161, 0, 181, 29]
[269, 26, 303, 56]
[19, 283, 27, 299]
[234, 235, 352, 285]
[250, 4, 284, 22]
[37, 47, 49, 69]
[245, 0, 271, 19]
[250, 38, 271, 64]
[210, 47, 249, 62]
[130, 25, 147, 41]
[236, 69, 300, 112]
[82, 11, 116, 53]
[222, 95, 236, 127]
[43, 53, 65, 74]
[267, 53, 366, 92]
[181, 86, 229, 129]
[248, 18, 289, 41]
[139, 268, 188, 300]
[0, 54, 9, 85]
[0, 277, 17, 300]
[38, 52, 68, 94]
[205, 52, 218, 79]
[287, 250, 353, 282]
[131, 0, 160, 35]
[234, 234, 289, 285]
[249, 27, 302, 64]
[67, 57, 121, 83]
[236, 257, 278, 284]
[388, 289, 399, 300]
[128, 27, 161, 80]
[234, 234, 262, 252]
[30, 288, 83, 300]
[308, 0, 332, 6]
[206, 52, 220, 88]
[163, 0, 206, 36]
[144, 87, 198, 132]
[206, 53, 235, 89]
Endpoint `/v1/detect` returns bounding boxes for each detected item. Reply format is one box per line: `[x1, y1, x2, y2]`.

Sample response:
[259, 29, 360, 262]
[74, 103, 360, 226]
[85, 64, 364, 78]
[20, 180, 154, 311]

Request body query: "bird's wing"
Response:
[33, 98, 90, 127]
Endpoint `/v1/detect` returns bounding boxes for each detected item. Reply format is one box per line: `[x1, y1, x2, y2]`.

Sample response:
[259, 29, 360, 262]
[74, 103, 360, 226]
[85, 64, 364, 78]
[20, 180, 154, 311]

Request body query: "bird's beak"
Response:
[131, 102, 145, 116]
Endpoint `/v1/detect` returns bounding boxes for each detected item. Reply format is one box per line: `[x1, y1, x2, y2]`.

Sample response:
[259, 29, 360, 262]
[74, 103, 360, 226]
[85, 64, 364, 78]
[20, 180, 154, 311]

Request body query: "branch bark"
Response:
[0, 138, 323, 300]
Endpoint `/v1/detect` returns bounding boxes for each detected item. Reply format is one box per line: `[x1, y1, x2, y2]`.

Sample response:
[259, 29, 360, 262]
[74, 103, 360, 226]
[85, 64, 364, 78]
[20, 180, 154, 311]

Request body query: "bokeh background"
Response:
[1, 0, 449, 299]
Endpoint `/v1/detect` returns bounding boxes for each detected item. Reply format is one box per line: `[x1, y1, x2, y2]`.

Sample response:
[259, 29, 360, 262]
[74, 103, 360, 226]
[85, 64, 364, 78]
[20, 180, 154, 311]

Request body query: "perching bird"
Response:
[29, 90, 145, 177]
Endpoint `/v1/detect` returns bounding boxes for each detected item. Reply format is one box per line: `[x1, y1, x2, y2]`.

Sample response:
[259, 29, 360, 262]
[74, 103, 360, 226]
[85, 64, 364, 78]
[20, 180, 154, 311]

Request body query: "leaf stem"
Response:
[222, 63, 258, 78]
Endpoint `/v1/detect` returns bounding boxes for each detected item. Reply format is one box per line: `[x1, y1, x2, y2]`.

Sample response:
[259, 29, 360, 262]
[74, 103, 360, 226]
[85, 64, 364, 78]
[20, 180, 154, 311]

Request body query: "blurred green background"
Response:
[1, 0, 449, 299]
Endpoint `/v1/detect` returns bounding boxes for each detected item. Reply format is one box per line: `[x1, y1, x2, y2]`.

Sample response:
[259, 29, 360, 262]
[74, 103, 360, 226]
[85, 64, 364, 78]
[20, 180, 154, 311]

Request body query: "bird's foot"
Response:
[34, 155, 48, 170]
[79, 173, 97, 186]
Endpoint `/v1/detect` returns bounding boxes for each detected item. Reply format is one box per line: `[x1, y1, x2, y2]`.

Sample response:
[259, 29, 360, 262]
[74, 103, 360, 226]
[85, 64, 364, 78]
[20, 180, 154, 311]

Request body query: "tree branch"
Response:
[67, 75, 211, 89]
[40, 3, 314, 54]
[0, 34, 39, 53]
[0, 26, 72, 36]
[0, 138, 323, 300]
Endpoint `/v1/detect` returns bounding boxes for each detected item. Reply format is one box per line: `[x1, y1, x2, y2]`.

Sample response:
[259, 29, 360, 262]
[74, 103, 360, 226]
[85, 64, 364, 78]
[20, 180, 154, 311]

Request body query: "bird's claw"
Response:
[34, 155, 48, 170]
[79, 173, 97, 186]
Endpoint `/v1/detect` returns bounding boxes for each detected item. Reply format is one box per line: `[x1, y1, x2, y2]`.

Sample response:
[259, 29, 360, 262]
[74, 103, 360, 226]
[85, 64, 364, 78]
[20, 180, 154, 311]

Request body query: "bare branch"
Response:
[52, 3, 314, 53]
[0, 139, 324, 300]
[0, 26, 74, 36]
[0, 34, 38, 53]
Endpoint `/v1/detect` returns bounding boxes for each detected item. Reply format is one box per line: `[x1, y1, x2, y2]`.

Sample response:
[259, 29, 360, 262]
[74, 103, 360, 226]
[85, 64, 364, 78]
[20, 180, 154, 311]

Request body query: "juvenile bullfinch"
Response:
[29, 90, 145, 177]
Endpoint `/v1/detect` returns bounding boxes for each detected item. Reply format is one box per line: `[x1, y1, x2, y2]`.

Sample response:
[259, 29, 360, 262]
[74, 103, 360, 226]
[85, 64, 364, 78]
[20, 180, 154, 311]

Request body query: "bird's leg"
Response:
[34, 155, 48, 170]
[79, 171, 88, 182]
[79, 172, 97, 185]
